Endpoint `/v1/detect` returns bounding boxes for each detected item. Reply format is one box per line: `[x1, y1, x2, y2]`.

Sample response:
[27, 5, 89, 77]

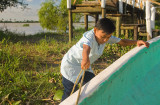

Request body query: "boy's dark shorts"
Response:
[61, 71, 95, 102]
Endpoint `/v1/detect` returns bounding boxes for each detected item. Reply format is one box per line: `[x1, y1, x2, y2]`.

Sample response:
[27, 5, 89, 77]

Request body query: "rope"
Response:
[76, 70, 85, 105]
[70, 69, 86, 105]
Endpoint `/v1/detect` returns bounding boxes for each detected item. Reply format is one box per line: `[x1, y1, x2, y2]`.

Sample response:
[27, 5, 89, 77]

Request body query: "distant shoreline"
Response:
[0, 22, 39, 23]
[0, 21, 95, 23]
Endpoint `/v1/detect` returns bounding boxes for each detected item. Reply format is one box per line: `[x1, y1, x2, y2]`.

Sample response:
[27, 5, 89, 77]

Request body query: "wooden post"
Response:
[102, 8, 106, 18]
[68, 9, 73, 42]
[121, 29, 124, 35]
[134, 26, 138, 40]
[132, 7, 135, 23]
[101, 0, 106, 18]
[116, 17, 121, 37]
[124, 1, 127, 14]
[95, 14, 99, 25]
[84, 14, 88, 31]
[67, 0, 73, 42]
[132, 0, 135, 8]
[125, 30, 129, 39]
[143, 13, 146, 24]
[119, 0, 123, 14]
[138, 0, 140, 8]
[146, 0, 152, 40]
[151, 6, 156, 29]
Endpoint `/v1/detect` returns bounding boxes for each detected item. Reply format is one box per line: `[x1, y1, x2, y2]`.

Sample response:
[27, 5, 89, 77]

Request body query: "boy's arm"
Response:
[81, 44, 91, 70]
[117, 39, 150, 48]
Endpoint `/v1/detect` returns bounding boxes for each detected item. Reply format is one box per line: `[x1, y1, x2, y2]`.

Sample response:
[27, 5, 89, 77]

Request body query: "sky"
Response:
[0, 0, 60, 21]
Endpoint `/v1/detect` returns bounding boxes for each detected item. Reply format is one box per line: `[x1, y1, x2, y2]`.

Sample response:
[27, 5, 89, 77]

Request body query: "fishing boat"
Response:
[60, 36, 160, 105]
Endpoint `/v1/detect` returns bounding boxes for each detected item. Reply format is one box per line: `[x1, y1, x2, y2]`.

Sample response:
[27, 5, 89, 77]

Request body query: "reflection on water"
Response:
[0, 23, 95, 36]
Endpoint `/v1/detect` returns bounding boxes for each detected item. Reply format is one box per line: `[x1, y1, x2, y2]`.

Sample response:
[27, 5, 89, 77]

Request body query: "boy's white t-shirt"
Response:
[61, 29, 121, 83]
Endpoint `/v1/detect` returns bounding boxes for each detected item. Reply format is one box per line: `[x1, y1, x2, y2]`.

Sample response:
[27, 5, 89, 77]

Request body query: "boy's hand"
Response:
[81, 58, 90, 70]
[137, 40, 150, 48]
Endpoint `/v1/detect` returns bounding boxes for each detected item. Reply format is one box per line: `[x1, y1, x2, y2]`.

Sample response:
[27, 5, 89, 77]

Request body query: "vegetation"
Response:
[23, 24, 30, 27]
[0, 20, 39, 23]
[0, 28, 138, 105]
[155, 21, 160, 29]
[38, 0, 82, 34]
[0, 19, 159, 104]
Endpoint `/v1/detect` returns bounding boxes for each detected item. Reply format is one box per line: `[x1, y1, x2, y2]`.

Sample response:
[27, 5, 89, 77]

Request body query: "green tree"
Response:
[38, 0, 82, 34]
[0, 0, 27, 12]
[38, 1, 59, 31]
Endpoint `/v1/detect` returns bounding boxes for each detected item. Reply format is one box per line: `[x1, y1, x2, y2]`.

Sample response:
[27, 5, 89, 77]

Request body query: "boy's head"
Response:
[94, 18, 115, 44]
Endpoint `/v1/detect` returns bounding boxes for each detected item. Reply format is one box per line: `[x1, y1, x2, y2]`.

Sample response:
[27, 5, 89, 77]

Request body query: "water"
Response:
[0, 22, 95, 36]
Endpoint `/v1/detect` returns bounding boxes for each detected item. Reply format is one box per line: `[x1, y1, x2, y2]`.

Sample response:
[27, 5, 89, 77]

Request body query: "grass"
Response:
[0, 27, 148, 104]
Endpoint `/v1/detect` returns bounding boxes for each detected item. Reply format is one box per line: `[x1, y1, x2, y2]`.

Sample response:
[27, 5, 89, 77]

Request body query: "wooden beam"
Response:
[139, 32, 147, 36]
[106, 14, 131, 17]
[74, 4, 100, 7]
[72, 8, 102, 13]
[121, 26, 134, 30]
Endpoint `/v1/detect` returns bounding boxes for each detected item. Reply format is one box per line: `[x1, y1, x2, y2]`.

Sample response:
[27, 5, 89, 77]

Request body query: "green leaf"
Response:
[53, 90, 63, 101]
[13, 100, 21, 105]
[4, 93, 10, 99]
[0, 91, 2, 94]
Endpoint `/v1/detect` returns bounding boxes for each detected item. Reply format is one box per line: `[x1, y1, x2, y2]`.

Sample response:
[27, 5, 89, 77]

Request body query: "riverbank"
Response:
[0, 28, 137, 105]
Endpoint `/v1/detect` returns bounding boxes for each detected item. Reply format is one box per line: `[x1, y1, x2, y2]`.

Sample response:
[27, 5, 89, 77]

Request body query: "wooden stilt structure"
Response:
[67, 0, 159, 42]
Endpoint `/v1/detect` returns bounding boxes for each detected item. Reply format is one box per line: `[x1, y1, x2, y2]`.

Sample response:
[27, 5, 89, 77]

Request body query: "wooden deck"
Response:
[71, 0, 144, 14]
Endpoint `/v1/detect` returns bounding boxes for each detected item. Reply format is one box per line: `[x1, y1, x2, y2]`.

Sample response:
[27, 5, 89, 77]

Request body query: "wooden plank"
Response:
[121, 24, 145, 26]
[121, 26, 134, 30]
[72, 8, 101, 13]
[106, 14, 131, 17]
[139, 32, 147, 36]
[82, 1, 100, 4]
[71, 6, 117, 13]
[75, 4, 100, 7]
[74, 6, 101, 10]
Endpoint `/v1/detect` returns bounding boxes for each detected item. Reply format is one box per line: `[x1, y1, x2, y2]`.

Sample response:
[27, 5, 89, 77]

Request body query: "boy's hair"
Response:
[95, 18, 115, 35]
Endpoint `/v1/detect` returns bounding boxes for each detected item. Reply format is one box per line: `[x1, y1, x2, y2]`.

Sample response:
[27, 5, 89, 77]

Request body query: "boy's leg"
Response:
[61, 76, 78, 102]
[82, 71, 95, 85]
[61, 71, 94, 102]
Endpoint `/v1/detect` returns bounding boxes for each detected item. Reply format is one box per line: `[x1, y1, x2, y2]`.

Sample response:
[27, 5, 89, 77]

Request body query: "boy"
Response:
[61, 18, 149, 101]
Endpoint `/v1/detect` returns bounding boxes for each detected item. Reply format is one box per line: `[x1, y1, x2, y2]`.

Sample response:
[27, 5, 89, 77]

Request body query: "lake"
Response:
[0, 23, 95, 36]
